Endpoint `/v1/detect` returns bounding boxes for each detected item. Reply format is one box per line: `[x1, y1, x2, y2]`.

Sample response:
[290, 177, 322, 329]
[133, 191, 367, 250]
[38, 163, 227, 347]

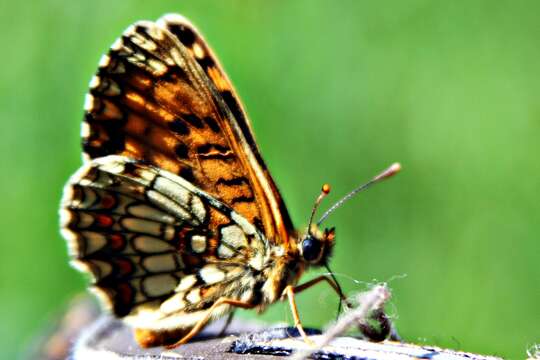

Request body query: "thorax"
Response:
[254, 244, 305, 309]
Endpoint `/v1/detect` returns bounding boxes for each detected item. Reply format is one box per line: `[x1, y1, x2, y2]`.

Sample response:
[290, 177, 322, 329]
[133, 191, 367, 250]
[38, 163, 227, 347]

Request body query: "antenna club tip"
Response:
[322, 183, 331, 194]
[389, 162, 401, 174]
[374, 162, 402, 181]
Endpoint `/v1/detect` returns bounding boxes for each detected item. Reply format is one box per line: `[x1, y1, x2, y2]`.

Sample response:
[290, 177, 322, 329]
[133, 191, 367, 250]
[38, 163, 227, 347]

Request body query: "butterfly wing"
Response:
[82, 15, 294, 246]
[61, 155, 269, 330]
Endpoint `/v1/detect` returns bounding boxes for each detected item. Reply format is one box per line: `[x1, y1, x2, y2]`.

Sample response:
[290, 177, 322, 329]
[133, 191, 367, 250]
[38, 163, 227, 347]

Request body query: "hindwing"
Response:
[61, 155, 268, 325]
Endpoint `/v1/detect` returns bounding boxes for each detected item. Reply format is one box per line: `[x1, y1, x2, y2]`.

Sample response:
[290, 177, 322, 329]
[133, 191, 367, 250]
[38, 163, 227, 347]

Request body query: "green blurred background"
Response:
[1, 1, 538, 358]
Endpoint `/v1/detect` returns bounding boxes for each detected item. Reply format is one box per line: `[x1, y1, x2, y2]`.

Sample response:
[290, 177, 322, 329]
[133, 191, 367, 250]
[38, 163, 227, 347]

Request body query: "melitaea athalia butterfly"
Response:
[59, 13, 400, 348]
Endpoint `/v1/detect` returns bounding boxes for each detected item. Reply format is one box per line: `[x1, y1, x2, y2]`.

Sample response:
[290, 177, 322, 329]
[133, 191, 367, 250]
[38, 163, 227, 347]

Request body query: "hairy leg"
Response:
[282, 275, 349, 344]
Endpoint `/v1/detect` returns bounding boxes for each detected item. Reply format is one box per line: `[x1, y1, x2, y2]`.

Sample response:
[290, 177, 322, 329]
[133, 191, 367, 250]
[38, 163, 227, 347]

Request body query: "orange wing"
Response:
[82, 14, 294, 245]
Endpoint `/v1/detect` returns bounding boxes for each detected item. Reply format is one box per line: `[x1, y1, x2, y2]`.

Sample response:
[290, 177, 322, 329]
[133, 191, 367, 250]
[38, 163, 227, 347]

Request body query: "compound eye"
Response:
[302, 236, 321, 262]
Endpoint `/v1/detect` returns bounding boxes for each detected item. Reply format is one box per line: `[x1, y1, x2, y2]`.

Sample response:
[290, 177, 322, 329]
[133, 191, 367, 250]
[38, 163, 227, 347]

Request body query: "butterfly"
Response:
[60, 13, 400, 348]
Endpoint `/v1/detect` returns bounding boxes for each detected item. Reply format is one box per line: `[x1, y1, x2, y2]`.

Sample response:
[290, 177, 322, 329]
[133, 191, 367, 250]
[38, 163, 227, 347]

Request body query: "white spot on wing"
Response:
[147, 25, 166, 42]
[190, 235, 206, 253]
[169, 47, 184, 68]
[193, 42, 205, 59]
[199, 265, 225, 285]
[221, 225, 247, 249]
[59, 209, 73, 228]
[99, 54, 111, 67]
[190, 196, 206, 223]
[98, 158, 126, 176]
[231, 212, 256, 235]
[186, 289, 201, 304]
[131, 33, 158, 51]
[111, 37, 124, 51]
[154, 176, 190, 206]
[89, 75, 100, 89]
[80, 122, 90, 138]
[147, 58, 168, 75]
[62, 229, 80, 257]
[175, 274, 197, 292]
[135, 168, 158, 184]
[84, 94, 95, 111]
[217, 245, 234, 259]
[160, 293, 186, 314]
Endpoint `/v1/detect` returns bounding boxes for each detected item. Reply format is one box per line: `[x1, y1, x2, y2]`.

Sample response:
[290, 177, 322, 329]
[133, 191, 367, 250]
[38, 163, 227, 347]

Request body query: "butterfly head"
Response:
[299, 226, 335, 266]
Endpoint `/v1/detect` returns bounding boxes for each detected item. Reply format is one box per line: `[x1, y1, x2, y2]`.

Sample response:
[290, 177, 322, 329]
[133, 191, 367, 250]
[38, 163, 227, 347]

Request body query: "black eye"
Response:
[302, 236, 321, 262]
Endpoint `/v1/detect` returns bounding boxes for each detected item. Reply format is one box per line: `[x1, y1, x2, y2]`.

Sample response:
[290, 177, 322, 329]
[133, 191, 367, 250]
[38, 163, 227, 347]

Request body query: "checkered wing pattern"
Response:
[61, 155, 268, 328]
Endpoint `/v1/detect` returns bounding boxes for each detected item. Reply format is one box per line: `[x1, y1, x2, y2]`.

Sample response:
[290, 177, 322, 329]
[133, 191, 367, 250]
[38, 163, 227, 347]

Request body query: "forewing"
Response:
[60, 155, 267, 320]
[82, 15, 294, 244]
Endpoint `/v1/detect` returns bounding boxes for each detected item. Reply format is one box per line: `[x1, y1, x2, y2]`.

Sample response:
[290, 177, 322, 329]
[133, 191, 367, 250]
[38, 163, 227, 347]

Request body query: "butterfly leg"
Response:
[283, 275, 349, 345]
[283, 285, 315, 345]
[164, 298, 256, 349]
[217, 309, 236, 337]
[293, 275, 349, 305]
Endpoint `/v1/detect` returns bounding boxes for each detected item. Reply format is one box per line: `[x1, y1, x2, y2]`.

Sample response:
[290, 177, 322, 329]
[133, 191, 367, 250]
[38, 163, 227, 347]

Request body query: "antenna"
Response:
[307, 183, 331, 235]
[317, 163, 401, 226]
